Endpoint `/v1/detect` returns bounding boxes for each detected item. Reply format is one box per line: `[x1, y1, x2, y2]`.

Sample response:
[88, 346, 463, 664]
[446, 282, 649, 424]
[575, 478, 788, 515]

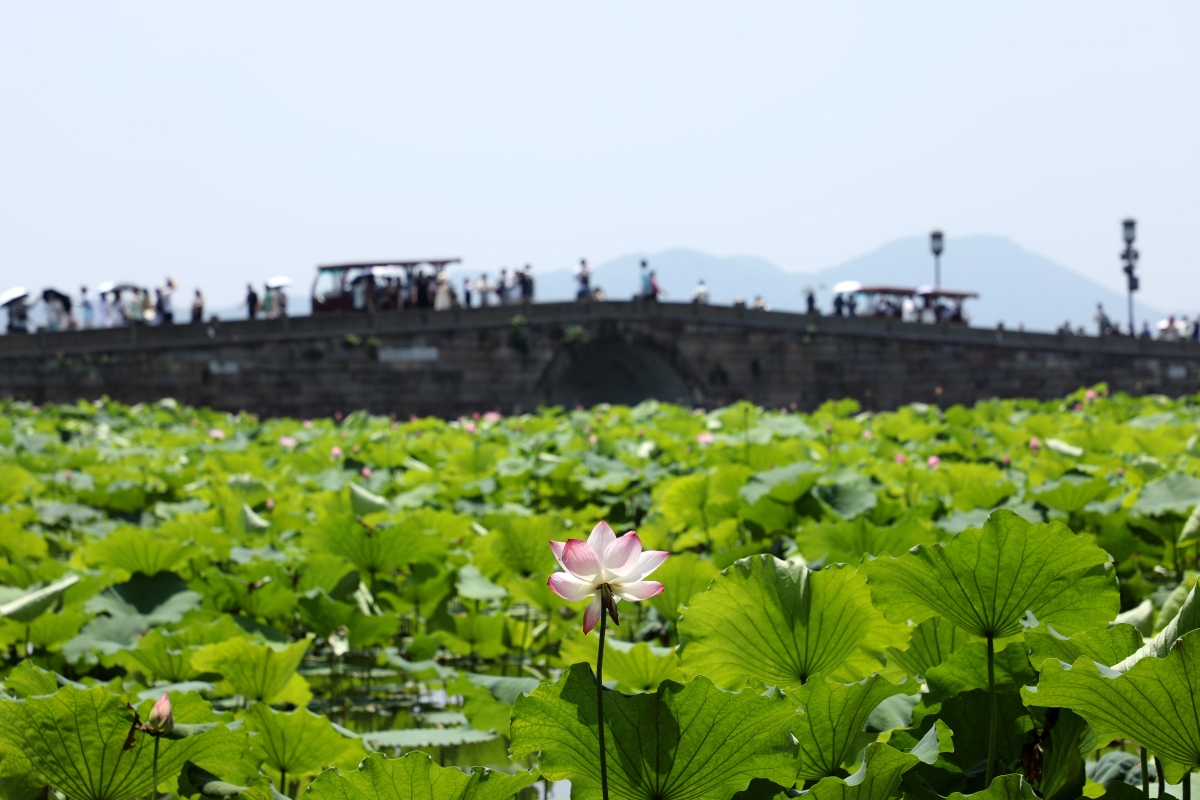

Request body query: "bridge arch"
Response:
[537, 333, 701, 408]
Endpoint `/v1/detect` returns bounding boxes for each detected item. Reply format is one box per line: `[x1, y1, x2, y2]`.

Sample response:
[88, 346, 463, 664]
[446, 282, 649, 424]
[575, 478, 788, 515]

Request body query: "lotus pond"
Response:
[1, 389, 1199, 800]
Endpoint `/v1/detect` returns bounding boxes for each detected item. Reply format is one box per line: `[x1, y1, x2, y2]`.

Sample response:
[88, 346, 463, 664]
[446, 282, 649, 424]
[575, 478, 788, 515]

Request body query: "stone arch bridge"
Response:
[1, 301, 1199, 417]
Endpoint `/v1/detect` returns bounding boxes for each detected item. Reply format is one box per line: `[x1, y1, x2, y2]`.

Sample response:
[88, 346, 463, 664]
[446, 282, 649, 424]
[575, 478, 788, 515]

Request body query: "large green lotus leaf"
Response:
[190, 636, 311, 703]
[349, 482, 390, 516]
[1033, 710, 1087, 800]
[1025, 624, 1142, 671]
[814, 477, 878, 520]
[886, 618, 968, 679]
[678, 556, 908, 691]
[0, 684, 228, 800]
[739, 462, 822, 506]
[314, 514, 448, 581]
[792, 516, 939, 565]
[914, 688, 1034, 786]
[558, 634, 685, 693]
[0, 575, 80, 624]
[243, 704, 368, 783]
[437, 613, 507, 660]
[1179, 504, 1200, 547]
[360, 727, 498, 749]
[1022, 630, 1200, 783]
[900, 774, 1039, 800]
[64, 573, 203, 665]
[456, 565, 507, 602]
[864, 510, 1117, 639]
[2, 661, 63, 697]
[924, 642, 1036, 704]
[470, 514, 559, 579]
[125, 626, 206, 682]
[83, 526, 192, 580]
[794, 674, 919, 781]
[1152, 577, 1196, 635]
[1111, 599, 1154, 636]
[1133, 473, 1200, 517]
[1111, 581, 1200, 673]
[1028, 476, 1111, 514]
[510, 663, 797, 800]
[647, 552, 720, 623]
[305, 751, 536, 800]
[655, 466, 747, 535]
[807, 721, 953, 800]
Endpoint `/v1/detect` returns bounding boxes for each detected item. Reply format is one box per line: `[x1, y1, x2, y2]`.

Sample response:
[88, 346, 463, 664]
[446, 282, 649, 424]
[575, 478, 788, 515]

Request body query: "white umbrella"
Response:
[831, 280, 862, 295]
[266, 276, 292, 289]
[0, 287, 28, 307]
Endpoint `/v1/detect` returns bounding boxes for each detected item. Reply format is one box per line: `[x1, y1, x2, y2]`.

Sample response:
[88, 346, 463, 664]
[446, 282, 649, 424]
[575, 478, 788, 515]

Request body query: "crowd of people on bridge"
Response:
[5, 262, 1200, 346]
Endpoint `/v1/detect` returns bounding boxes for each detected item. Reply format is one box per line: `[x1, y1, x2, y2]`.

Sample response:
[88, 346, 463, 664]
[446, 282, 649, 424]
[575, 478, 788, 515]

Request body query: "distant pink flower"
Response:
[64, 470, 73, 480]
[1002, 453, 1011, 466]
[1085, 389, 1098, 402]
[391, 422, 398, 429]
[409, 414, 418, 422]
[894, 453, 907, 464]
[330, 446, 343, 459]
[1074, 403, 1083, 412]
[576, 405, 585, 412]
[279, 436, 297, 448]
[548, 521, 668, 634]
[935, 386, 943, 396]
[484, 411, 501, 422]
[208, 428, 226, 440]
[1029, 436, 1041, 454]
[352, 444, 360, 453]
[472, 412, 481, 420]
[696, 432, 715, 445]
[361, 467, 372, 478]
[465, 422, 477, 434]
[588, 434, 598, 445]
[265, 498, 275, 510]
[927, 455, 941, 469]
[334, 412, 343, 421]
[303, 420, 314, 429]
[862, 430, 873, 440]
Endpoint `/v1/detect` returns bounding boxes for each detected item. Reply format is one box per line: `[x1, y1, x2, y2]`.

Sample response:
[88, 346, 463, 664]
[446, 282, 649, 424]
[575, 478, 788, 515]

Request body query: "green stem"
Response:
[152, 736, 160, 799]
[986, 634, 997, 786]
[280, 768, 288, 798]
[1184, 771, 1191, 800]
[597, 608, 609, 800]
[1141, 747, 1149, 799]
[1156, 757, 1165, 797]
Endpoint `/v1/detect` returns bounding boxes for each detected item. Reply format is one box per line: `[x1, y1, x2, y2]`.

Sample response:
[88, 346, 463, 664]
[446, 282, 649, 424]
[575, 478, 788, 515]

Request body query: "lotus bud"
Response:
[146, 693, 174, 735]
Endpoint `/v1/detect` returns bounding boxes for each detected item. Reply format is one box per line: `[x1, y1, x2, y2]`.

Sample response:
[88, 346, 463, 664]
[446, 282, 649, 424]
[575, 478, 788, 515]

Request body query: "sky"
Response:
[1, 3, 1197, 312]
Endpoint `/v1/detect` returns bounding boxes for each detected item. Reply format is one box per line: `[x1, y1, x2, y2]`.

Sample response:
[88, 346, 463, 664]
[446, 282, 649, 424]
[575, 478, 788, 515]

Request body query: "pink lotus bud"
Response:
[335, 411, 343, 421]
[361, 467, 372, 478]
[472, 412, 481, 420]
[696, 432, 715, 445]
[1029, 437, 1041, 453]
[352, 444, 360, 453]
[1002, 453, 1011, 465]
[894, 453, 906, 464]
[265, 498, 275, 510]
[146, 693, 174, 734]
[465, 422, 477, 434]
[935, 386, 943, 396]
[64, 470, 73, 480]
[1085, 389, 1097, 402]
[409, 414, 418, 422]
[588, 434, 598, 445]
[279, 436, 297, 448]
[927, 455, 941, 469]
[484, 411, 501, 423]
[391, 422, 398, 429]
[303, 419, 314, 429]
[330, 446, 343, 459]
[862, 430, 873, 440]
[208, 428, 226, 440]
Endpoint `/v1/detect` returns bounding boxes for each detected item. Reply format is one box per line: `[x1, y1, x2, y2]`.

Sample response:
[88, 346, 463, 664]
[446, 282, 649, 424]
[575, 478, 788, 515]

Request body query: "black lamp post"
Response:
[930, 230, 944, 289]
[1122, 219, 1139, 334]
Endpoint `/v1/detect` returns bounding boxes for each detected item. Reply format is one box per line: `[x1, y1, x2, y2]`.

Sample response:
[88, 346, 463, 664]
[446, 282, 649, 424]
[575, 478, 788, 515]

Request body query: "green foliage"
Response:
[305, 752, 536, 800]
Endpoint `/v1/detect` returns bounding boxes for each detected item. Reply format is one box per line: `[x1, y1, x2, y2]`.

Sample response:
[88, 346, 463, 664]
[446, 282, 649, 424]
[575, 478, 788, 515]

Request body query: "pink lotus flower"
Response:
[330, 446, 343, 459]
[1085, 389, 1098, 402]
[472, 412, 481, 420]
[588, 434, 598, 445]
[265, 498, 275, 510]
[279, 436, 298, 448]
[484, 411, 501, 423]
[465, 422, 477, 434]
[927, 455, 941, 469]
[1029, 436, 1041, 454]
[548, 521, 668, 634]
[361, 467, 372, 478]
[335, 411, 343, 421]
[696, 432, 715, 445]
[208, 428, 226, 440]
[1074, 403, 1083, 412]
[145, 693, 174, 734]
[862, 430, 873, 440]
[894, 453, 906, 464]
[303, 419, 314, 429]
[1002, 453, 1011, 466]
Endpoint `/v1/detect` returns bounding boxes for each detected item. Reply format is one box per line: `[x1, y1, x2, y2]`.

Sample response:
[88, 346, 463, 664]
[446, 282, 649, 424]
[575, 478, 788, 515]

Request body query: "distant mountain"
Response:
[532, 237, 1165, 333]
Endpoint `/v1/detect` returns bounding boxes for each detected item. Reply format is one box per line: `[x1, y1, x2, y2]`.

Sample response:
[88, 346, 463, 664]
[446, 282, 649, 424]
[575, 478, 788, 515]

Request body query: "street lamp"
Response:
[1121, 219, 1139, 335]
[930, 230, 944, 289]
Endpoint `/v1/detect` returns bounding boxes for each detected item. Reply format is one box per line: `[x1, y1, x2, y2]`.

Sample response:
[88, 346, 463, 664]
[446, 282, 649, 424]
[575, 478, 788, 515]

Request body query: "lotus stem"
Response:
[1157, 757, 1165, 797]
[1184, 771, 1191, 800]
[597, 606, 610, 800]
[1141, 747, 1149, 799]
[986, 634, 997, 786]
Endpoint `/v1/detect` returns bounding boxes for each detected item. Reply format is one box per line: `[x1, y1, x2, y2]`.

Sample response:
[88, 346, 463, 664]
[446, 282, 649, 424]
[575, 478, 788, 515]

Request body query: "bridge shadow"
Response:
[539, 337, 694, 408]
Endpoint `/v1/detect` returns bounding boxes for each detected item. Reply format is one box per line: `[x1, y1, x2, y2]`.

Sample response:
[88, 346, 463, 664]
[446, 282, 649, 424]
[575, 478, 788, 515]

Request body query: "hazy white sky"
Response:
[1, 3, 1197, 310]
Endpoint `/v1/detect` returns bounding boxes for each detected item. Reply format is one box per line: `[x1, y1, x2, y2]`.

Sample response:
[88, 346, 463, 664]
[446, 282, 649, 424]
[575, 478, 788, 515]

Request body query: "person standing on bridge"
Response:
[462, 276, 473, 308]
[520, 265, 534, 303]
[693, 279, 709, 305]
[191, 289, 205, 323]
[79, 286, 94, 329]
[246, 284, 259, 320]
[574, 259, 592, 301]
